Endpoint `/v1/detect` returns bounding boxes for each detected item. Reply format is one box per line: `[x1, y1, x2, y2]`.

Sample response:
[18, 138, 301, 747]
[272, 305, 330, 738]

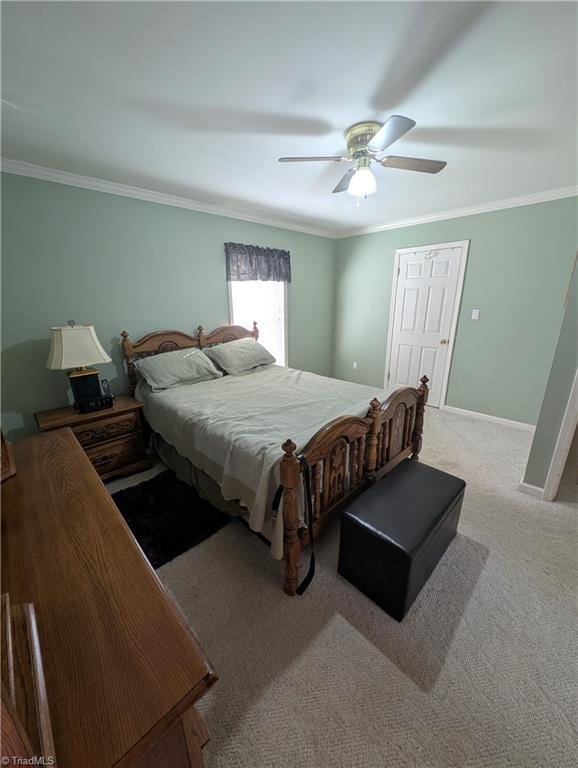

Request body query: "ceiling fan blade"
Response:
[367, 115, 416, 153]
[278, 156, 349, 163]
[332, 168, 355, 194]
[379, 155, 447, 174]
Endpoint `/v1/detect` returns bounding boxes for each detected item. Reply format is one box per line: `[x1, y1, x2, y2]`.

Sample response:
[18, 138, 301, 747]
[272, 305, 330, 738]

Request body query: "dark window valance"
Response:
[225, 242, 292, 283]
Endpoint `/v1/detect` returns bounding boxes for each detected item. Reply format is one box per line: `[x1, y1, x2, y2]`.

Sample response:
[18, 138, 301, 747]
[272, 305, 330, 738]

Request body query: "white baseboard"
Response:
[517, 481, 544, 499]
[441, 404, 536, 432]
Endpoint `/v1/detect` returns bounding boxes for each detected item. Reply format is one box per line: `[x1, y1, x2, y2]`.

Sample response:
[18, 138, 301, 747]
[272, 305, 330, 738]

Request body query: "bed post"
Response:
[196, 325, 207, 348]
[365, 398, 382, 477]
[411, 376, 429, 459]
[280, 439, 301, 596]
[252, 320, 259, 340]
[121, 331, 137, 397]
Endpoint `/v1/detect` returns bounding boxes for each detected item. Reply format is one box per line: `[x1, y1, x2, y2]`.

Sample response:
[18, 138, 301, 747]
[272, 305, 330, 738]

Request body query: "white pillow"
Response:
[204, 338, 275, 375]
[134, 348, 222, 391]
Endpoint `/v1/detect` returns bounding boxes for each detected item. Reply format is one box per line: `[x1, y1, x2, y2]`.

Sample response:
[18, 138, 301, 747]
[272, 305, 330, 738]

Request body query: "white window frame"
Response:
[227, 280, 289, 366]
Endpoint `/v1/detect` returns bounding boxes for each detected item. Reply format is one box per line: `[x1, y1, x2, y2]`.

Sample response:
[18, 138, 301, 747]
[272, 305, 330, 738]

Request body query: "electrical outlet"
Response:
[352, 361, 358, 371]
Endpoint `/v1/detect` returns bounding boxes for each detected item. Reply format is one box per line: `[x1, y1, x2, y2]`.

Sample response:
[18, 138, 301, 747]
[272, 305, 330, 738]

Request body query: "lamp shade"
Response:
[46, 325, 111, 370]
[347, 167, 377, 197]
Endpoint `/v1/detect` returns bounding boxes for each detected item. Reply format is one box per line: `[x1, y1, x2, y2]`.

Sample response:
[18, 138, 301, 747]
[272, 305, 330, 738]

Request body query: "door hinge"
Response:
[387, 371, 391, 381]
[397, 266, 400, 276]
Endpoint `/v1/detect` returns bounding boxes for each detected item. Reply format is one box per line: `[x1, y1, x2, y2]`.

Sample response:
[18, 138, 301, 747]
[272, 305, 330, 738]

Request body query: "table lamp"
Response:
[47, 321, 113, 412]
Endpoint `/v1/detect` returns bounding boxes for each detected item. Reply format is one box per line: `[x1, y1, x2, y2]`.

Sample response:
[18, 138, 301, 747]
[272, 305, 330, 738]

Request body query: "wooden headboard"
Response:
[121, 322, 259, 396]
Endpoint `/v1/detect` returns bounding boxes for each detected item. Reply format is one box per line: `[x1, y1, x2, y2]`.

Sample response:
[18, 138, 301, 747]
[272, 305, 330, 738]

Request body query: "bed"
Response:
[121, 323, 429, 595]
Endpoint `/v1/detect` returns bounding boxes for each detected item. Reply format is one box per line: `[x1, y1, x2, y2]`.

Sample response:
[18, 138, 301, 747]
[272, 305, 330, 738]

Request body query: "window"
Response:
[228, 280, 287, 366]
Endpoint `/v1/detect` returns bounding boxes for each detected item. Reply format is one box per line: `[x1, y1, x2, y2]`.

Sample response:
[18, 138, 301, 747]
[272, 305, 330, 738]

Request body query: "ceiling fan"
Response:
[278, 115, 446, 199]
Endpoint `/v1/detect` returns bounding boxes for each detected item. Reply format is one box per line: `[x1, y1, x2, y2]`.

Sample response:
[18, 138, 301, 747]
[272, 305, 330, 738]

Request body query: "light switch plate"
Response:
[352, 361, 358, 370]
[471, 308, 480, 320]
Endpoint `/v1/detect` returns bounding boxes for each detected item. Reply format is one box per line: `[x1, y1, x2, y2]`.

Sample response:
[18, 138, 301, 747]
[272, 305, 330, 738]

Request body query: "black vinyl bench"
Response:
[338, 459, 466, 621]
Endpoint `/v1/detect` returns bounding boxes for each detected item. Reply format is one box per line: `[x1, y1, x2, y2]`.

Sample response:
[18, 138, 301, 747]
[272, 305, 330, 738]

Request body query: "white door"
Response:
[386, 243, 466, 408]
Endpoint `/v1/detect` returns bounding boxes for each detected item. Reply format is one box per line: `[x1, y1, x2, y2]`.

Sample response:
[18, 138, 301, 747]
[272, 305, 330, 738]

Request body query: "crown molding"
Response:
[2, 157, 576, 241]
[0, 158, 335, 239]
[335, 186, 578, 238]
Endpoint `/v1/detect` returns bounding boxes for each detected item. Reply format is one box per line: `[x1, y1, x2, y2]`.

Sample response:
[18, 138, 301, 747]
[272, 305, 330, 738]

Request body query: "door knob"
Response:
[440, 338, 449, 345]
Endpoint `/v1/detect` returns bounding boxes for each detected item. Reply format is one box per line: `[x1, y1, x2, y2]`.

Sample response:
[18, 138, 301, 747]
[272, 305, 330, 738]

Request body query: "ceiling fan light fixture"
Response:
[347, 166, 377, 198]
[278, 114, 446, 197]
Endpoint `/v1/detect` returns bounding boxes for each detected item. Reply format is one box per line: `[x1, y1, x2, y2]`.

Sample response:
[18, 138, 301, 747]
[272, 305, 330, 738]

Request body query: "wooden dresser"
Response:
[1, 428, 217, 767]
[34, 396, 150, 480]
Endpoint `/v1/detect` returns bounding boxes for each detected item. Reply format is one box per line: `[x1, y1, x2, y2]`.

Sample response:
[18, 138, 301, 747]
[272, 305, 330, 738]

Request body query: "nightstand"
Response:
[35, 396, 151, 481]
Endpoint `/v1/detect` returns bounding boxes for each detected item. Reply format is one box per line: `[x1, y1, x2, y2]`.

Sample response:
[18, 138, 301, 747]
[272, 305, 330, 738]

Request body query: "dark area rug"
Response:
[112, 470, 230, 568]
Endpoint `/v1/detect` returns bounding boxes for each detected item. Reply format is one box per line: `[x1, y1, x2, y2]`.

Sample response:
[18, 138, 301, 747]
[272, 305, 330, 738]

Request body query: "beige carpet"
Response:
[141, 409, 575, 767]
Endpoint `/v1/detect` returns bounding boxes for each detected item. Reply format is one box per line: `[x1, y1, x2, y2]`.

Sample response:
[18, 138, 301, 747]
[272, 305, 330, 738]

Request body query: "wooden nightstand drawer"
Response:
[85, 435, 141, 476]
[35, 396, 151, 481]
[72, 412, 138, 446]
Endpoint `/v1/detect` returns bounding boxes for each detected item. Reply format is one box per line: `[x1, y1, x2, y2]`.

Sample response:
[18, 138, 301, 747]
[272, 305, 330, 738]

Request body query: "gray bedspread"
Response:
[137, 365, 387, 558]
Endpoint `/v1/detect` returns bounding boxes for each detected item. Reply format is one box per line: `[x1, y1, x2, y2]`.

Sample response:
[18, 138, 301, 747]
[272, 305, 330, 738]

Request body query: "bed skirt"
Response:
[153, 432, 247, 518]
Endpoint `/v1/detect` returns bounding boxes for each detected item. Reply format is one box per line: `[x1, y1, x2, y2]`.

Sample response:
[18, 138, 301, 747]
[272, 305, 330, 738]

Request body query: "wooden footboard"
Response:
[280, 376, 429, 596]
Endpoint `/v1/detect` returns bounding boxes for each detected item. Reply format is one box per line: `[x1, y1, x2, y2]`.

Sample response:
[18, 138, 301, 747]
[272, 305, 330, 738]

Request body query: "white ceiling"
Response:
[2, 1, 576, 236]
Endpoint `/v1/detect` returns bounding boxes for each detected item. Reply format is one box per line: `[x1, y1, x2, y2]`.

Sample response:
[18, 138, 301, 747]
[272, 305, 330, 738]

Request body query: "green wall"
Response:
[1, 173, 336, 440]
[2, 172, 576, 441]
[524, 272, 577, 488]
[333, 198, 578, 425]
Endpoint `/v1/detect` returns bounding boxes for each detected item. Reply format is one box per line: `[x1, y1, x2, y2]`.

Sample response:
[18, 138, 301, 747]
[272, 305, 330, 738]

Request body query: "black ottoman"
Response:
[338, 459, 466, 621]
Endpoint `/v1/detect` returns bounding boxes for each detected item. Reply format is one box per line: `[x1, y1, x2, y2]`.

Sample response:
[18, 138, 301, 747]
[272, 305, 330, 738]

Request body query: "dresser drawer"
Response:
[73, 412, 139, 447]
[85, 435, 141, 475]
